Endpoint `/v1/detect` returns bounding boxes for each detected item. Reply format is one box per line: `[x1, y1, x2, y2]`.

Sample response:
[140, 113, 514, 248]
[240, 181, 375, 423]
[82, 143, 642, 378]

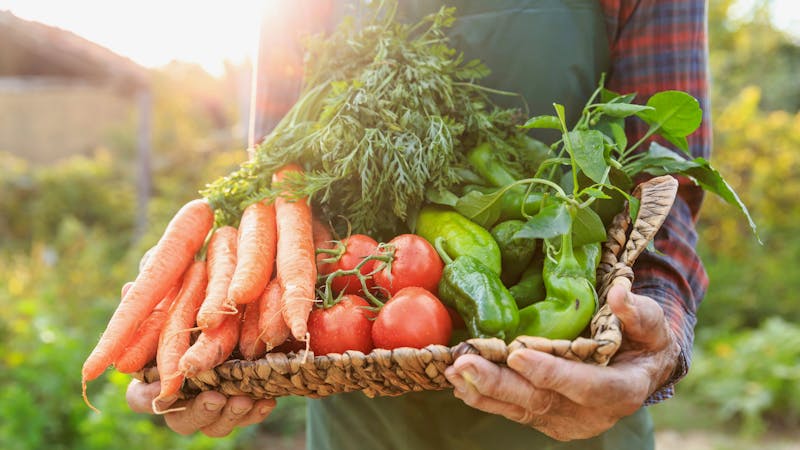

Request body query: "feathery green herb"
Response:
[201, 2, 526, 238]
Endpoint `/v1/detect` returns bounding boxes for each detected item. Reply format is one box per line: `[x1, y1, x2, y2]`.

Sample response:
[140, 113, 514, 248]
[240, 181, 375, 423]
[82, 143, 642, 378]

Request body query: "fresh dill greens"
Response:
[201, 1, 527, 239]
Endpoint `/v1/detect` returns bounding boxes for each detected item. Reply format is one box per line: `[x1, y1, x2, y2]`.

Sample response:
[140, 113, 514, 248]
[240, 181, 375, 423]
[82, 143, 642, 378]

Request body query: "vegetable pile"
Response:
[82, 1, 756, 408]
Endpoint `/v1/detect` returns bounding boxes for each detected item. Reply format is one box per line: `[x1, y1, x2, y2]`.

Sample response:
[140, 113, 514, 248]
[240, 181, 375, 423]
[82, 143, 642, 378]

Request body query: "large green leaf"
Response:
[572, 206, 607, 247]
[425, 188, 459, 207]
[567, 130, 608, 184]
[628, 143, 759, 240]
[637, 91, 703, 155]
[513, 202, 572, 240]
[453, 189, 503, 228]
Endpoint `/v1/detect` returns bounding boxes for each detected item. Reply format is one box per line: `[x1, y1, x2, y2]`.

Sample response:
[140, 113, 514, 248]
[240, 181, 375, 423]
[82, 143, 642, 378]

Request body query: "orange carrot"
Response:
[258, 278, 290, 350]
[227, 201, 277, 305]
[196, 226, 238, 330]
[152, 260, 207, 411]
[113, 284, 181, 374]
[178, 311, 242, 378]
[82, 198, 213, 402]
[239, 298, 267, 360]
[273, 164, 317, 340]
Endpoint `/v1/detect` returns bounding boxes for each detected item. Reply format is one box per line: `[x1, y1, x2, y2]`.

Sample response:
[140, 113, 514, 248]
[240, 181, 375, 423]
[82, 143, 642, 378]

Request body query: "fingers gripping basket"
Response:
[136, 175, 680, 400]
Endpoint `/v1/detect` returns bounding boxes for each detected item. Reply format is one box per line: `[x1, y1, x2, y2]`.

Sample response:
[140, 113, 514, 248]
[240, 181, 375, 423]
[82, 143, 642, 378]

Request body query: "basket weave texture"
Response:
[136, 175, 679, 400]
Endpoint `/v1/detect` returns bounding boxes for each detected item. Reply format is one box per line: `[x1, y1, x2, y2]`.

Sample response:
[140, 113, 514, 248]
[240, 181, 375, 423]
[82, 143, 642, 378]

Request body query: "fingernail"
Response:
[449, 375, 466, 393]
[204, 402, 222, 411]
[623, 291, 634, 305]
[461, 368, 479, 387]
[231, 405, 247, 415]
[259, 406, 271, 415]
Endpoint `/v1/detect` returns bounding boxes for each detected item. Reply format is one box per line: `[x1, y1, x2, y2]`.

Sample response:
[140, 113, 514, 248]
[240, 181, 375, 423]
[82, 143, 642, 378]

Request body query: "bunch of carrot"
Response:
[81, 164, 320, 413]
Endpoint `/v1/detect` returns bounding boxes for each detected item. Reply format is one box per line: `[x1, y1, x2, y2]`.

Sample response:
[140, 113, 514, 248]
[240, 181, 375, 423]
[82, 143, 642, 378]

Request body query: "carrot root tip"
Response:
[81, 379, 101, 414]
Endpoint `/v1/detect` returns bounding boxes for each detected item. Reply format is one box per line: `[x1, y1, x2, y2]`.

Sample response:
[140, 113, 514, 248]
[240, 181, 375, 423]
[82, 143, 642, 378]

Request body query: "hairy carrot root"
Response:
[228, 201, 277, 305]
[82, 198, 213, 411]
[152, 260, 207, 411]
[273, 164, 317, 341]
[196, 226, 239, 330]
[257, 279, 291, 350]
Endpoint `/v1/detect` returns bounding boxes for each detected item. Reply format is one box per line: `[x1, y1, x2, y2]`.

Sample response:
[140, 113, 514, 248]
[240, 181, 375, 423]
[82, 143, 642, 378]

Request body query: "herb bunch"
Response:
[202, 1, 525, 238]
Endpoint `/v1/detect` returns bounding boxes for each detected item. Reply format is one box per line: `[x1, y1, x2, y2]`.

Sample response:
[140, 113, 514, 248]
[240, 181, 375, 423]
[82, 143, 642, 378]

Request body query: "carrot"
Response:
[196, 226, 239, 330]
[113, 284, 181, 374]
[152, 260, 207, 412]
[227, 201, 277, 305]
[239, 298, 267, 360]
[273, 164, 317, 340]
[257, 278, 290, 350]
[82, 198, 213, 409]
[178, 311, 242, 378]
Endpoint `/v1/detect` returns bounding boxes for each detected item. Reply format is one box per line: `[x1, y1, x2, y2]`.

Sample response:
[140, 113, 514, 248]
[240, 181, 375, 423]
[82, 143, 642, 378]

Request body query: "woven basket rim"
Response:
[135, 175, 680, 400]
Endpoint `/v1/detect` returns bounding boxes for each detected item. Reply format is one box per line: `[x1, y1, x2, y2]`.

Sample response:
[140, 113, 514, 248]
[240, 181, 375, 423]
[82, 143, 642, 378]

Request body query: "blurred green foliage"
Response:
[686, 318, 800, 436]
[0, 1, 798, 447]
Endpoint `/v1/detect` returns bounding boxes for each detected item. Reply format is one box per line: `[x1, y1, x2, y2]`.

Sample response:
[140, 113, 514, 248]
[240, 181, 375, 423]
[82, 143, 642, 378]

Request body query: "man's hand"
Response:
[444, 278, 680, 441]
[126, 380, 276, 437]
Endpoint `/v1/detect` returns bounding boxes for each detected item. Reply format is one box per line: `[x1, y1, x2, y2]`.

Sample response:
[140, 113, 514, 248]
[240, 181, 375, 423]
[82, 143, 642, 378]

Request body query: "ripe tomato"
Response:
[318, 234, 379, 296]
[307, 295, 375, 355]
[372, 287, 452, 350]
[373, 234, 444, 296]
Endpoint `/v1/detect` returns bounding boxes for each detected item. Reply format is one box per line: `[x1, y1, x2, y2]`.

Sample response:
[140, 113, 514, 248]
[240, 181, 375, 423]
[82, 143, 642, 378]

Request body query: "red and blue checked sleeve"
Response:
[600, 0, 711, 404]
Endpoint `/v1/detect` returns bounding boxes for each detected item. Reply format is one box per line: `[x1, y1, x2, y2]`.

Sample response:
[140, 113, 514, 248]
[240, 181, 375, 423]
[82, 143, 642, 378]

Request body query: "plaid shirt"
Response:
[600, 0, 711, 404]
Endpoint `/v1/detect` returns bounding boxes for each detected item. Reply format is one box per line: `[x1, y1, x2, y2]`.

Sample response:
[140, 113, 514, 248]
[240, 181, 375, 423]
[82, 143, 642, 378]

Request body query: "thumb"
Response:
[606, 279, 671, 349]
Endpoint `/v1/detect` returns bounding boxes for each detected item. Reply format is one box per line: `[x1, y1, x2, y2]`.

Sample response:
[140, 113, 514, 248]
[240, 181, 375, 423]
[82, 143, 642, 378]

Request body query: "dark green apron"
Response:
[307, 2, 654, 449]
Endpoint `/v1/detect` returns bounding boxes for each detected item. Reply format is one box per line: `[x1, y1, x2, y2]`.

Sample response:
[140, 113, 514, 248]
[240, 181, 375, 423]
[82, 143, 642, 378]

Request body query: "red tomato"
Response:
[307, 295, 375, 355]
[373, 234, 444, 296]
[372, 287, 452, 350]
[318, 234, 379, 296]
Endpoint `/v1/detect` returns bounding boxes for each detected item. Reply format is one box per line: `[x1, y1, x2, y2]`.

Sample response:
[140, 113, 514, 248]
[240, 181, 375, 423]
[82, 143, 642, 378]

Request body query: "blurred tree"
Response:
[708, 0, 800, 113]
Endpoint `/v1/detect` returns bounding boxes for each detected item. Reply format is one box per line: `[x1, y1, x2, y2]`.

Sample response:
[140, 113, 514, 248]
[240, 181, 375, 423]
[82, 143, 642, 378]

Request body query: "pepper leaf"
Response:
[453, 189, 503, 229]
[572, 206, 607, 247]
[567, 130, 608, 184]
[519, 115, 562, 130]
[628, 143, 759, 240]
[596, 103, 654, 118]
[601, 89, 636, 104]
[513, 202, 572, 240]
[636, 91, 702, 155]
[596, 119, 628, 154]
[425, 188, 459, 207]
[581, 187, 612, 200]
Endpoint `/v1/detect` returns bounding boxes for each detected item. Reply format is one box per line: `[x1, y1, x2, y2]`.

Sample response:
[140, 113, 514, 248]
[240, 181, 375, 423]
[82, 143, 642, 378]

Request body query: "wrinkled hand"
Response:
[444, 278, 680, 441]
[126, 380, 276, 437]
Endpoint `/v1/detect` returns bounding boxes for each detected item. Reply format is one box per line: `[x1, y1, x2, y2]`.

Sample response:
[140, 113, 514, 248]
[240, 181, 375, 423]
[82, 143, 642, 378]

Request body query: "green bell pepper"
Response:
[508, 254, 546, 308]
[490, 219, 537, 286]
[435, 238, 519, 341]
[415, 205, 502, 275]
[513, 219, 598, 340]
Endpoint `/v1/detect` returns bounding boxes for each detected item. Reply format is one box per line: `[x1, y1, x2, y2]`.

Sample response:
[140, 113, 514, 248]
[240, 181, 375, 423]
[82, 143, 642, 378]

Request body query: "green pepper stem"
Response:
[433, 237, 454, 265]
[556, 208, 583, 276]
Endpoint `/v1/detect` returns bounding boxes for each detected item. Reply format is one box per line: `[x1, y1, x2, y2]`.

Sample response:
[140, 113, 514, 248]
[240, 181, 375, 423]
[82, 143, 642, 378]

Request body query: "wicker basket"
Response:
[136, 175, 679, 400]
